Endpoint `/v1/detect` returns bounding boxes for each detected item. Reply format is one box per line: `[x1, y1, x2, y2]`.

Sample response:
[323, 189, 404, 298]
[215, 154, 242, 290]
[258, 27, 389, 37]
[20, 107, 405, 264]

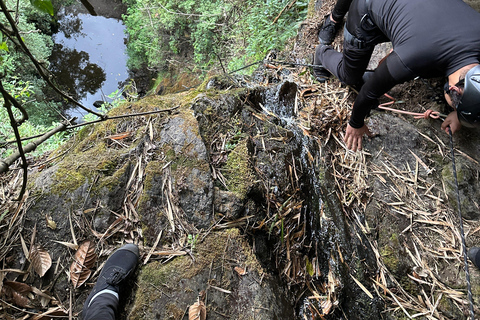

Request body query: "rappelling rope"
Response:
[448, 127, 476, 320]
[377, 93, 447, 119]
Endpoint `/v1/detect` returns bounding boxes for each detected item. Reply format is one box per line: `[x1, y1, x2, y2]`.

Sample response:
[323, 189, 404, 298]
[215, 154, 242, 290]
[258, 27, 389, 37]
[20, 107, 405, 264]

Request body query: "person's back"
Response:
[367, 0, 480, 78]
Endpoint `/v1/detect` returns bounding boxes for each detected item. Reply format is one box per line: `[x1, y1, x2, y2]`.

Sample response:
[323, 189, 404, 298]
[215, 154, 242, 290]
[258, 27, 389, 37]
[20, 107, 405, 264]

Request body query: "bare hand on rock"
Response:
[344, 124, 373, 152]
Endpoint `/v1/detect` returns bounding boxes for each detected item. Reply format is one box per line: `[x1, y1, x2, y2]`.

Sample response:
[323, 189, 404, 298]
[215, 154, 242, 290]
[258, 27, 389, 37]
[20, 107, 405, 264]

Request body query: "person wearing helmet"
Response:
[313, 0, 480, 151]
[442, 65, 480, 133]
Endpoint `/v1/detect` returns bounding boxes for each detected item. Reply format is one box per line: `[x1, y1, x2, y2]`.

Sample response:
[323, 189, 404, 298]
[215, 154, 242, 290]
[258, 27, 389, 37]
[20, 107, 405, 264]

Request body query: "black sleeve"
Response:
[349, 51, 415, 128]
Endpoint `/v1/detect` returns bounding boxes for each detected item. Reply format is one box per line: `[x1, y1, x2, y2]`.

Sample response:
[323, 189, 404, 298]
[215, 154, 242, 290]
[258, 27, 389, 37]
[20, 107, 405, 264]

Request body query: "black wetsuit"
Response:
[316, 0, 480, 128]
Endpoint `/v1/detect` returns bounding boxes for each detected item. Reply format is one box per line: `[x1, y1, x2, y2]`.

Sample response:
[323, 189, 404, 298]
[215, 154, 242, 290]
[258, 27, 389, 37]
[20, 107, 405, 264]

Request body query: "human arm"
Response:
[349, 52, 409, 128]
[346, 52, 414, 151]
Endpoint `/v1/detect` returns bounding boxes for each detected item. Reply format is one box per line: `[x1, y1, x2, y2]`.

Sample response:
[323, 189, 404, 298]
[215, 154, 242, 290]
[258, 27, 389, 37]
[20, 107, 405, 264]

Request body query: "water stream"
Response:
[49, 2, 128, 120]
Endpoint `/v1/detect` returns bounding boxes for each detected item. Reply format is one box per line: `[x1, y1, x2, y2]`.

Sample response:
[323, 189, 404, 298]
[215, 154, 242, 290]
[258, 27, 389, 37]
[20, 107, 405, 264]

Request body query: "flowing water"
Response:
[49, 2, 128, 120]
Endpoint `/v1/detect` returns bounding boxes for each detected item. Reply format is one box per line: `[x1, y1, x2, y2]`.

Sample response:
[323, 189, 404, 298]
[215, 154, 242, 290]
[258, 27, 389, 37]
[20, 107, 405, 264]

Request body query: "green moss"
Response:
[224, 139, 254, 199]
[399, 275, 417, 295]
[437, 294, 465, 319]
[51, 143, 124, 195]
[442, 164, 464, 185]
[52, 167, 88, 194]
[97, 161, 131, 191]
[380, 244, 399, 272]
[130, 229, 265, 319]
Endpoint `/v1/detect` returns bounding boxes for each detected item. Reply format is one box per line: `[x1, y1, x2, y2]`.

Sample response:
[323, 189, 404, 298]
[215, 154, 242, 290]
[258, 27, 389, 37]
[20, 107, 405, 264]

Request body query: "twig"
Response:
[65, 106, 180, 130]
[271, 0, 297, 25]
[1, 86, 28, 200]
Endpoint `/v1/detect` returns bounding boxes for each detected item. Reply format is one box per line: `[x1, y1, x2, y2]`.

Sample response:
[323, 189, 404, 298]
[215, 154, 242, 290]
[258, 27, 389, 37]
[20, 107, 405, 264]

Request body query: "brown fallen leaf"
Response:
[105, 132, 132, 140]
[70, 240, 97, 288]
[189, 291, 206, 320]
[2, 281, 32, 308]
[188, 300, 206, 320]
[234, 266, 246, 276]
[30, 245, 52, 277]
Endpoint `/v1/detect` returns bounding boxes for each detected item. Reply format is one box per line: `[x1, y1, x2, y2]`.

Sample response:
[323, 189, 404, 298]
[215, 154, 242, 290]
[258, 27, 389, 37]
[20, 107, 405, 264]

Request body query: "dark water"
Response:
[50, 5, 128, 119]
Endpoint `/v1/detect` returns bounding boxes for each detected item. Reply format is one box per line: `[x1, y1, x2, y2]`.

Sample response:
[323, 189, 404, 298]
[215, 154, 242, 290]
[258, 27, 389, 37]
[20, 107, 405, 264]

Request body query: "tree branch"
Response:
[0, 105, 180, 173]
[65, 105, 180, 130]
[0, 121, 68, 174]
[271, 0, 297, 25]
[1, 85, 29, 199]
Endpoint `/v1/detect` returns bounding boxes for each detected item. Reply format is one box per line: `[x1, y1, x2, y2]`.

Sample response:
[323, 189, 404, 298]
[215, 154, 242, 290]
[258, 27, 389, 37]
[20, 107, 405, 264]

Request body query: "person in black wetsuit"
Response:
[314, 0, 480, 152]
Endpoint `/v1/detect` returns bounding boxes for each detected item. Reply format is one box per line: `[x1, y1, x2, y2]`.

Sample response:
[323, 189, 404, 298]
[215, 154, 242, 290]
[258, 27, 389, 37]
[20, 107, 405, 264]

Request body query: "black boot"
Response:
[318, 14, 341, 45]
[82, 243, 140, 320]
[313, 44, 332, 83]
[468, 247, 480, 269]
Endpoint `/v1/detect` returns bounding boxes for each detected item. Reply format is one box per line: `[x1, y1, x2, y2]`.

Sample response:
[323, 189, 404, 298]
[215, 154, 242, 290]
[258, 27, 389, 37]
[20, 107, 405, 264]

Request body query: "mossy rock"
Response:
[129, 229, 294, 320]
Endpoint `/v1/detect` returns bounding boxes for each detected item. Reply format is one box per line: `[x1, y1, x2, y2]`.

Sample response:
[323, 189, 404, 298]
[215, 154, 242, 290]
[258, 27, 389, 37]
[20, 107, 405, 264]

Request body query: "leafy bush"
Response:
[123, 0, 308, 73]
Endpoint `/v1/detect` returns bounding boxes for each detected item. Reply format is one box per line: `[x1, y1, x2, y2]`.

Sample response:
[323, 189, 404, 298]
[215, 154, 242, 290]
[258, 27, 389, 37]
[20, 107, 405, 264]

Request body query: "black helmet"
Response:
[457, 65, 480, 127]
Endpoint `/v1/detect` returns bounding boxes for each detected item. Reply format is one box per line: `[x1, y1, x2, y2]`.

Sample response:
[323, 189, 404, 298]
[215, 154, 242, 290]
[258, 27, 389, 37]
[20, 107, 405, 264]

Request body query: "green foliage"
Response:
[0, 78, 66, 158]
[0, 0, 70, 160]
[0, 0, 65, 159]
[0, 110, 69, 158]
[123, 0, 308, 73]
[29, 0, 54, 15]
[187, 234, 199, 250]
[83, 88, 129, 122]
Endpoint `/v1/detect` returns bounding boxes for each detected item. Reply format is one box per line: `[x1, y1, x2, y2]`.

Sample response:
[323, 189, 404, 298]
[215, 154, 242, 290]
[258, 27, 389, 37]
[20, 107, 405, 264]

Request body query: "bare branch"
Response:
[1, 82, 28, 199]
[0, 122, 67, 174]
[66, 105, 180, 130]
[0, 105, 180, 173]
[272, 0, 297, 25]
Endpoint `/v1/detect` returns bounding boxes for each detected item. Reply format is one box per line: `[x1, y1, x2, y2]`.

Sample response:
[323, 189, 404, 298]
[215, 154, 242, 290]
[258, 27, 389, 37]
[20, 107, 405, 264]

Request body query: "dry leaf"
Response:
[45, 214, 56, 230]
[52, 240, 79, 250]
[70, 240, 97, 288]
[234, 266, 246, 276]
[106, 132, 132, 140]
[3, 281, 32, 308]
[3, 281, 32, 294]
[30, 245, 52, 277]
[188, 301, 206, 320]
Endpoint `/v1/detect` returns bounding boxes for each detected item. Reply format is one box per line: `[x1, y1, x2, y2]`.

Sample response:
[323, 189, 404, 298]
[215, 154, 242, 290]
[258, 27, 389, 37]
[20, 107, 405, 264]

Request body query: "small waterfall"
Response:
[249, 80, 360, 319]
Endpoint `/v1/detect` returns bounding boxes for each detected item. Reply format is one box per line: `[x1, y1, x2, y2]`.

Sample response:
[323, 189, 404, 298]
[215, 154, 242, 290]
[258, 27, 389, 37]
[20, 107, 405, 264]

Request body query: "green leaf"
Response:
[306, 257, 314, 277]
[29, 0, 54, 16]
[0, 42, 8, 52]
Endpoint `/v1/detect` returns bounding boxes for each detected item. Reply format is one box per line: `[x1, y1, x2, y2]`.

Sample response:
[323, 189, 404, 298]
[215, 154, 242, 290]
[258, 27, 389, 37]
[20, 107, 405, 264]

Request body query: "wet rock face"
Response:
[442, 158, 480, 220]
[157, 115, 213, 228]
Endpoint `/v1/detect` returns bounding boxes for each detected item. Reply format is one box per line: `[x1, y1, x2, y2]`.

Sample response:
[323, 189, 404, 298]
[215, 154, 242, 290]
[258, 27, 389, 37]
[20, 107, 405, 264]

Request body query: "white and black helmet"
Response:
[457, 64, 480, 127]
